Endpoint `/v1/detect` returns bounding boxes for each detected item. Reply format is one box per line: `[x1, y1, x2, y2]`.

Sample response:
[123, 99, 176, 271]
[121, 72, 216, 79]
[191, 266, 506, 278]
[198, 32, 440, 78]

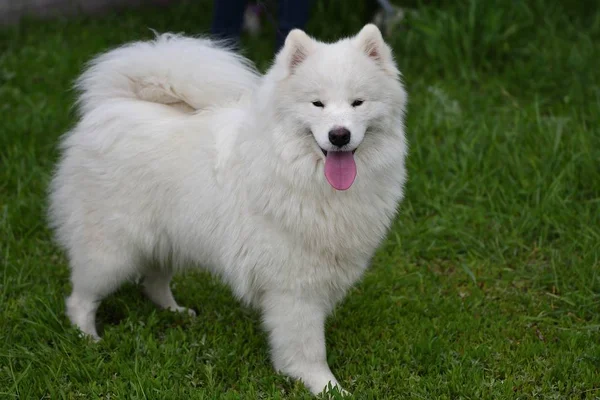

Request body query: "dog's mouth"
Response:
[320, 148, 356, 156]
[319, 148, 357, 191]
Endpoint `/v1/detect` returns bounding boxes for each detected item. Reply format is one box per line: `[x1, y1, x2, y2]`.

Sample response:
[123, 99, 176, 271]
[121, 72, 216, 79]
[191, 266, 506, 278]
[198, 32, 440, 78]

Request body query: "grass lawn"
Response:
[1, 0, 599, 398]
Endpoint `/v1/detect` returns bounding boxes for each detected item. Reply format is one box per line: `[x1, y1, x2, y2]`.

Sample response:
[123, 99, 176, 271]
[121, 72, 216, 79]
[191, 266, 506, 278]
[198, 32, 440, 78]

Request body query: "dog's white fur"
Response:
[48, 25, 407, 395]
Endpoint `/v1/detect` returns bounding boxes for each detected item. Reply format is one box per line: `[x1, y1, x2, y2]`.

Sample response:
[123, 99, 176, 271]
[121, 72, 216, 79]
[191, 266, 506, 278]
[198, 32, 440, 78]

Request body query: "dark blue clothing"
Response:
[211, 0, 311, 52]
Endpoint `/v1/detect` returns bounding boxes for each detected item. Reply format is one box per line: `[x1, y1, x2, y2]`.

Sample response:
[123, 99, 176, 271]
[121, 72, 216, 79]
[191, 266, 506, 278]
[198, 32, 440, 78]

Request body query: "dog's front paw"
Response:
[318, 381, 350, 398]
[168, 306, 197, 317]
[303, 377, 349, 398]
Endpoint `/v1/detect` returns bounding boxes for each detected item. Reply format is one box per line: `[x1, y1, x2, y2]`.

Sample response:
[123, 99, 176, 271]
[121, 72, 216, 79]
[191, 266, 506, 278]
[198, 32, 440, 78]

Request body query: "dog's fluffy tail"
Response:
[75, 34, 260, 114]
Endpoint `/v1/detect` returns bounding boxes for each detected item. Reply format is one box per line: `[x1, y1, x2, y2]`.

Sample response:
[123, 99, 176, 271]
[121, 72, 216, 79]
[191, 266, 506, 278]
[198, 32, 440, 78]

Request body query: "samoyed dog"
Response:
[48, 24, 407, 395]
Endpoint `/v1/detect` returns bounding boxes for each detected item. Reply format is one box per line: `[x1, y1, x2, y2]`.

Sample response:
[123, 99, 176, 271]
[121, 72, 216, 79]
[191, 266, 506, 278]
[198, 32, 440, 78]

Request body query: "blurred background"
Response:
[1, 1, 599, 398]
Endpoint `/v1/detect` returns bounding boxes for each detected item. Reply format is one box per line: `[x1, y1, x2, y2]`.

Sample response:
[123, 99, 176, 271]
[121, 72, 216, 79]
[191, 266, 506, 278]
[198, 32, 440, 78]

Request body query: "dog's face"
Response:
[272, 25, 407, 191]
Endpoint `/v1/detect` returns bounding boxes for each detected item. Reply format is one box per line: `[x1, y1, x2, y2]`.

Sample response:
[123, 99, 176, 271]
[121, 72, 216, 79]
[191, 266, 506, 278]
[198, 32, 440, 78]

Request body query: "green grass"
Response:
[1, 0, 599, 398]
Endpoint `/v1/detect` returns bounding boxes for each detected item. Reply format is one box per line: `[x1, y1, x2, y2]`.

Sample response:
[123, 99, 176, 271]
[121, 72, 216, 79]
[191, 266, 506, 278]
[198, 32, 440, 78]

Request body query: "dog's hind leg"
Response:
[142, 268, 196, 317]
[66, 248, 136, 341]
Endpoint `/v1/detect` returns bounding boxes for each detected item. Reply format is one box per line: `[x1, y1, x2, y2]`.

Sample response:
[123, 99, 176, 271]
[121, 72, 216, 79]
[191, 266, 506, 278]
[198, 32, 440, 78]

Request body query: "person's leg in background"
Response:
[276, 0, 312, 52]
[211, 0, 248, 45]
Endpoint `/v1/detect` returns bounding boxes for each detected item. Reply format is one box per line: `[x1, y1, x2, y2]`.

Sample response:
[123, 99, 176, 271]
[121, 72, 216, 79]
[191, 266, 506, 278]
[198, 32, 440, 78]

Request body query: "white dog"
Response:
[48, 24, 407, 395]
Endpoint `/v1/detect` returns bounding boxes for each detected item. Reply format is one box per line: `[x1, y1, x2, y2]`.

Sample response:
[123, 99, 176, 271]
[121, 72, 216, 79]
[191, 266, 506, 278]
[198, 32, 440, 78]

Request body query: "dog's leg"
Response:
[261, 291, 346, 396]
[66, 251, 134, 341]
[66, 290, 103, 341]
[143, 268, 196, 316]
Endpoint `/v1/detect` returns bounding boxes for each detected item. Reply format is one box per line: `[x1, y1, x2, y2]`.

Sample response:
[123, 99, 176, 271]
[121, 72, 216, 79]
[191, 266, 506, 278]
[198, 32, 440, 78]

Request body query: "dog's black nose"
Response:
[328, 127, 351, 147]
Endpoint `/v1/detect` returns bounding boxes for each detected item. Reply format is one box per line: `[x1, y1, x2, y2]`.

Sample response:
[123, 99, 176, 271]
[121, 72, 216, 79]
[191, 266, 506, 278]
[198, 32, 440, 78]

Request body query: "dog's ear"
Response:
[282, 29, 315, 74]
[354, 24, 398, 76]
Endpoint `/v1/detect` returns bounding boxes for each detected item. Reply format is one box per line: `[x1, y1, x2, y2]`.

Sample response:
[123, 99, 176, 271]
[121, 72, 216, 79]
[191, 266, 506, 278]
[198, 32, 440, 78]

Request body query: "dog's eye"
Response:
[351, 100, 364, 107]
[312, 101, 325, 108]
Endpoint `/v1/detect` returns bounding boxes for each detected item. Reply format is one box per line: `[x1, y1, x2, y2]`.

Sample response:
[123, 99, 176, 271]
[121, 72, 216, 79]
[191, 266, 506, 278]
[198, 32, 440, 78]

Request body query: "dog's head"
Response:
[268, 24, 407, 191]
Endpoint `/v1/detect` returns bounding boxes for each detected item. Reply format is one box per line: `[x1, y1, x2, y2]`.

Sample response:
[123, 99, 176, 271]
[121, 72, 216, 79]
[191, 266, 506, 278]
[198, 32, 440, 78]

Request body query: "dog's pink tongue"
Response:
[324, 151, 357, 190]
